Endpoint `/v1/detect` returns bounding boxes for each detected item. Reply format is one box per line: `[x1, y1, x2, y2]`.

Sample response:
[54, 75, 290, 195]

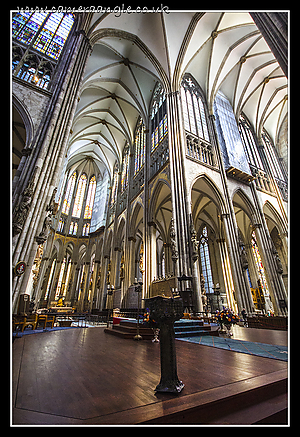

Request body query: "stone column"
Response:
[12, 28, 93, 313]
[166, 90, 191, 279]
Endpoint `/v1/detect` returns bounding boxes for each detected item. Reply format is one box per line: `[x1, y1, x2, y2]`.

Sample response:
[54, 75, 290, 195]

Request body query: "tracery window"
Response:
[121, 143, 130, 192]
[199, 226, 214, 294]
[82, 223, 90, 236]
[55, 257, 66, 300]
[134, 117, 146, 175]
[251, 231, 269, 295]
[238, 115, 264, 170]
[110, 163, 119, 206]
[72, 173, 87, 218]
[181, 76, 210, 142]
[69, 221, 78, 236]
[84, 175, 97, 219]
[64, 259, 72, 297]
[150, 83, 168, 152]
[261, 129, 287, 182]
[12, 12, 74, 60]
[62, 171, 76, 215]
[44, 258, 56, 300]
[12, 12, 74, 90]
[57, 218, 64, 233]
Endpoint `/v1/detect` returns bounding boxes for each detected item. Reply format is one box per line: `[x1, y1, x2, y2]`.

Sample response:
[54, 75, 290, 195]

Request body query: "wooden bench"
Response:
[13, 314, 38, 332]
[37, 314, 55, 329]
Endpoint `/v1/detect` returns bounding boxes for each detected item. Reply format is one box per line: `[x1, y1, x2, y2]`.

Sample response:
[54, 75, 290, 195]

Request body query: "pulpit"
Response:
[145, 295, 184, 394]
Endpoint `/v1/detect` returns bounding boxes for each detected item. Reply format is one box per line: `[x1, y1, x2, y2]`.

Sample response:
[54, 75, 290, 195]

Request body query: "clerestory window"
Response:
[12, 12, 74, 90]
[12, 12, 74, 60]
[181, 75, 210, 142]
[150, 83, 168, 152]
[134, 117, 146, 175]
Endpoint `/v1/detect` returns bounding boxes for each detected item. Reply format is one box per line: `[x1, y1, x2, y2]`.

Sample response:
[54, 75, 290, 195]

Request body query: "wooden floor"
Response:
[12, 327, 288, 425]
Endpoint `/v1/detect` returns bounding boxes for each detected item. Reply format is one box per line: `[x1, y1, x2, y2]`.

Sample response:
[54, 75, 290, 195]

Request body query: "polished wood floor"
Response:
[12, 327, 287, 425]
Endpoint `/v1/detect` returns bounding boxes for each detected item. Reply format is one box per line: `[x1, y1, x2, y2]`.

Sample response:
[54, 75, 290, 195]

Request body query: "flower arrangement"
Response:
[216, 308, 240, 326]
[143, 309, 160, 342]
[143, 309, 158, 328]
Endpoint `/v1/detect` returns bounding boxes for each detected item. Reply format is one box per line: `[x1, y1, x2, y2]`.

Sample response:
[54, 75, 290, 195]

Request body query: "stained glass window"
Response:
[261, 129, 286, 181]
[239, 115, 264, 170]
[44, 258, 56, 300]
[62, 171, 76, 215]
[12, 12, 74, 60]
[134, 118, 146, 175]
[82, 223, 90, 236]
[63, 258, 72, 297]
[199, 226, 214, 294]
[121, 144, 129, 192]
[55, 257, 66, 300]
[68, 221, 78, 235]
[151, 83, 168, 152]
[251, 231, 269, 294]
[84, 176, 97, 219]
[57, 219, 64, 233]
[69, 221, 74, 235]
[72, 173, 87, 218]
[181, 76, 210, 142]
[110, 163, 119, 206]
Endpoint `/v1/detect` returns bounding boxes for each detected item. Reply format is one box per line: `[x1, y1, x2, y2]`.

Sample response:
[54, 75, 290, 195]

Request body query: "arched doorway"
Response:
[191, 175, 237, 313]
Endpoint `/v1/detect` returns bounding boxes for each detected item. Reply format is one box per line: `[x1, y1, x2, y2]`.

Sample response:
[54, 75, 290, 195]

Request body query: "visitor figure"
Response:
[241, 308, 248, 327]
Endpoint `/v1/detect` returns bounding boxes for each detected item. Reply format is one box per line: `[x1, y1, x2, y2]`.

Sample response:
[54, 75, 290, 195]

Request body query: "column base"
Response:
[155, 380, 185, 394]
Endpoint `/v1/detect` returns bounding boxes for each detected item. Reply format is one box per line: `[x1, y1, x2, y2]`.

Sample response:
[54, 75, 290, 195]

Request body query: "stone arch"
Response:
[149, 179, 172, 224]
[104, 229, 113, 258]
[12, 94, 34, 148]
[191, 173, 226, 217]
[263, 200, 287, 237]
[263, 200, 288, 293]
[130, 201, 144, 238]
[232, 188, 256, 242]
[115, 216, 126, 249]
[88, 28, 169, 93]
[191, 174, 225, 238]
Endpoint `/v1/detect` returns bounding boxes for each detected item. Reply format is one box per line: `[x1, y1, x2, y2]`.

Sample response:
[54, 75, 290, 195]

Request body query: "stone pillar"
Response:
[208, 113, 255, 314]
[166, 91, 191, 279]
[250, 12, 288, 78]
[12, 28, 93, 313]
[148, 222, 157, 282]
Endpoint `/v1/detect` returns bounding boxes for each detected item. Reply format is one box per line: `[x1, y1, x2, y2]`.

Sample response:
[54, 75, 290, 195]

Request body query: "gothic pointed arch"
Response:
[12, 94, 34, 148]
[263, 200, 287, 237]
[149, 179, 172, 225]
[232, 188, 255, 241]
[191, 173, 226, 218]
[130, 201, 143, 238]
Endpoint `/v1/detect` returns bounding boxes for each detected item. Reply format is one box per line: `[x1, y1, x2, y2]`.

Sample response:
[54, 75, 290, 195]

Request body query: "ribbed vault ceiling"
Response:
[67, 11, 287, 179]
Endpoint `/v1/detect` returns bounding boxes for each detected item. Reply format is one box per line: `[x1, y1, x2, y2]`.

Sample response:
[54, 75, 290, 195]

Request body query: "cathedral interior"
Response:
[11, 10, 288, 425]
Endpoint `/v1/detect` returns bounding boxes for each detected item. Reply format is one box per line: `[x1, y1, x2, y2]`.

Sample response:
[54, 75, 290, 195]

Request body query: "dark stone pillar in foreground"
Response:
[145, 296, 184, 394]
[250, 12, 288, 78]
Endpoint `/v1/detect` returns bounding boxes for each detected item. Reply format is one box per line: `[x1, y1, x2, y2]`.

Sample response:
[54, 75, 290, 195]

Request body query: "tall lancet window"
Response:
[84, 175, 97, 219]
[62, 171, 76, 215]
[72, 173, 87, 218]
[121, 143, 130, 192]
[150, 83, 167, 152]
[134, 117, 146, 175]
[238, 114, 264, 170]
[181, 75, 210, 142]
[110, 162, 119, 206]
[199, 226, 214, 294]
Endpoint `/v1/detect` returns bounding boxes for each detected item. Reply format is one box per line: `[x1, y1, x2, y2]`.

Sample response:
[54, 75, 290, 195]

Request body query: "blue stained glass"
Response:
[12, 12, 74, 61]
